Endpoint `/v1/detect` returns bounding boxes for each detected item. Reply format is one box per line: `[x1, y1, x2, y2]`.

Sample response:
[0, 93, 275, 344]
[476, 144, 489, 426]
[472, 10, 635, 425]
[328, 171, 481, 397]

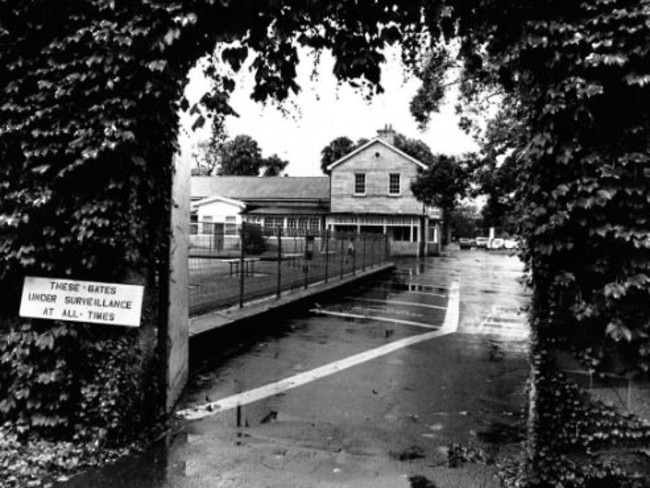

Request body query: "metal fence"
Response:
[189, 222, 390, 316]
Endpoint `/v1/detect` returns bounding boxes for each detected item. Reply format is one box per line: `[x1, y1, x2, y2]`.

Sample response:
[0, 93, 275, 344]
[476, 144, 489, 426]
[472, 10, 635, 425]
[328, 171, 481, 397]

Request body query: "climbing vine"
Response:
[410, 0, 650, 484]
[499, 358, 650, 488]
[0, 0, 437, 443]
[2, 1, 650, 486]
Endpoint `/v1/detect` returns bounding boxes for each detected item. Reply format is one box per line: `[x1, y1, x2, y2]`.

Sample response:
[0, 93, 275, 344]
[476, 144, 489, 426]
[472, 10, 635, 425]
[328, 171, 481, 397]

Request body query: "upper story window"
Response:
[354, 173, 366, 195]
[389, 173, 401, 195]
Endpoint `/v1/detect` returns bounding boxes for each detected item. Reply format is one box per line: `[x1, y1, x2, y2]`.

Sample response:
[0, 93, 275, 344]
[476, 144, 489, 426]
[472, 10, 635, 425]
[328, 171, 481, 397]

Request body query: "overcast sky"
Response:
[179, 47, 478, 176]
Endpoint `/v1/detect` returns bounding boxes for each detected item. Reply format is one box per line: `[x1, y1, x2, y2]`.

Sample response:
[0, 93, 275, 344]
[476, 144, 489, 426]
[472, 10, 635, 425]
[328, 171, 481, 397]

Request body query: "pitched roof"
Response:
[191, 176, 330, 201]
[326, 137, 428, 171]
[191, 194, 246, 210]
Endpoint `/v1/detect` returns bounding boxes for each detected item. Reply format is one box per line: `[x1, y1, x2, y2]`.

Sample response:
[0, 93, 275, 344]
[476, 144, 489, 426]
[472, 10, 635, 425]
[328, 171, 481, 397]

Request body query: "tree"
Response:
[261, 154, 289, 177]
[192, 118, 228, 176]
[214, 135, 288, 176]
[320, 136, 356, 174]
[218, 135, 263, 175]
[3, 2, 650, 485]
[476, 155, 521, 236]
[460, 99, 528, 236]
[410, 1, 650, 371]
[393, 133, 436, 166]
[320, 132, 437, 174]
[1, 1, 441, 448]
[321, 130, 472, 242]
[411, 154, 470, 242]
[409, 2, 650, 482]
[319, 132, 437, 173]
[449, 203, 482, 238]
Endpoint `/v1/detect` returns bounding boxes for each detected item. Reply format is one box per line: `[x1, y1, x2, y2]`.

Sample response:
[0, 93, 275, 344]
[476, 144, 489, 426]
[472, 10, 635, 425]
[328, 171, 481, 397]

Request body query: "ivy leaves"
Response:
[410, 0, 650, 375]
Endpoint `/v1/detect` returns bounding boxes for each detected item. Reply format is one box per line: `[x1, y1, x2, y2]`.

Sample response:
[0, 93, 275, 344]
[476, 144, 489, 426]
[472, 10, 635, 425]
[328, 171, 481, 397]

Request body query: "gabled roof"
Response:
[191, 176, 330, 201]
[326, 137, 428, 171]
[191, 194, 246, 210]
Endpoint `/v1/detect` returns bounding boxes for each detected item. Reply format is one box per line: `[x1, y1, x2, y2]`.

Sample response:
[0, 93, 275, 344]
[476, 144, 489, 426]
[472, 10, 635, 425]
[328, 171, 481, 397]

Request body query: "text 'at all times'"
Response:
[20, 277, 144, 327]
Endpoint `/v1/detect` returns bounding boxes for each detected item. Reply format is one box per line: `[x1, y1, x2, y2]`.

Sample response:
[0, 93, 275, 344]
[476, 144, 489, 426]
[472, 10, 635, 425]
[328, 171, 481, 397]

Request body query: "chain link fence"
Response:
[189, 222, 390, 316]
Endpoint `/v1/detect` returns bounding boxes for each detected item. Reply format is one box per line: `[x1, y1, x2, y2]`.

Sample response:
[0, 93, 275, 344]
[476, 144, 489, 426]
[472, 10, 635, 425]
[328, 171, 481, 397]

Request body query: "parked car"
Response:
[458, 237, 474, 249]
[503, 238, 519, 250]
[475, 236, 489, 248]
[487, 237, 505, 250]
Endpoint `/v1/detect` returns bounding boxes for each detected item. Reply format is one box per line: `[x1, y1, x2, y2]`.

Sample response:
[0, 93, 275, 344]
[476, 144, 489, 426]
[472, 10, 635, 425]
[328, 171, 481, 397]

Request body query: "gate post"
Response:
[277, 226, 282, 298]
[385, 234, 389, 260]
[239, 222, 245, 308]
[324, 228, 329, 284]
[166, 153, 189, 411]
[352, 234, 356, 276]
[340, 233, 344, 279]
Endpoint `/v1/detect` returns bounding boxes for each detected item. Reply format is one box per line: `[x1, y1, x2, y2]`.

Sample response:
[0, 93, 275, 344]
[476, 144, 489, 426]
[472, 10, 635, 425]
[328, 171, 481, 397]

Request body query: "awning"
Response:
[244, 206, 329, 216]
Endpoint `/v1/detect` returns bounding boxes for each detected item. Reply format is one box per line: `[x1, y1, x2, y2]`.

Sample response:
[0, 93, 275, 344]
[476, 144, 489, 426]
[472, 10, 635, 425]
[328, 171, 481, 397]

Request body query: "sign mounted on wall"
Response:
[425, 206, 443, 220]
[19, 277, 144, 327]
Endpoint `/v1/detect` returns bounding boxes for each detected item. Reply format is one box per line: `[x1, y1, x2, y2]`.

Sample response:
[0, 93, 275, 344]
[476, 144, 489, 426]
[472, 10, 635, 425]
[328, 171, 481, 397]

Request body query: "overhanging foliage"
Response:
[2, 1, 650, 485]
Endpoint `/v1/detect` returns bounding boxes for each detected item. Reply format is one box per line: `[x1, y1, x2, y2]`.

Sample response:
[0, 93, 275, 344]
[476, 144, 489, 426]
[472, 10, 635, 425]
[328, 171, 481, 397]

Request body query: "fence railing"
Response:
[189, 222, 390, 316]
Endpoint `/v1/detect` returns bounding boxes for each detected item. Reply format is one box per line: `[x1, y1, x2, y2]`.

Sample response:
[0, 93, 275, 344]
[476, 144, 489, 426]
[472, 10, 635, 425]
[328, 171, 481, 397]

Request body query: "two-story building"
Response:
[189, 126, 441, 256]
[326, 126, 441, 256]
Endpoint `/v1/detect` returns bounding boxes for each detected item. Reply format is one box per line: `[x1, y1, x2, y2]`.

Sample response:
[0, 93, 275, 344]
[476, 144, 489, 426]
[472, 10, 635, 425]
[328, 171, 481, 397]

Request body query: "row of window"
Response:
[190, 215, 321, 235]
[191, 216, 420, 242]
[267, 217, 320, 231]
[191, 215, 238, 235]
[354, 173, 401, 195]
[331, 225, 418, 242]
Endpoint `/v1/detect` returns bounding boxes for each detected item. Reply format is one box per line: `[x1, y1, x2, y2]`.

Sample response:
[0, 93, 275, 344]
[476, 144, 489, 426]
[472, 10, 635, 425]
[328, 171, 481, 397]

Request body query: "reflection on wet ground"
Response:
[57, 248, 531, 488]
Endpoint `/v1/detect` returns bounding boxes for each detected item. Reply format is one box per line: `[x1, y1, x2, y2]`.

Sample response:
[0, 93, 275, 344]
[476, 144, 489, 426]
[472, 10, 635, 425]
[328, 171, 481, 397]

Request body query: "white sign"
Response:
[426, 206, 443, 220]
[19, 277, 144, 327]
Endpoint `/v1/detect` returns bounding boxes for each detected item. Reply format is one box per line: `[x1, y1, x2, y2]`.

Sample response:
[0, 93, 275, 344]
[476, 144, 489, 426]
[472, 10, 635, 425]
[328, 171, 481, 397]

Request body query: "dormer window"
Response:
[354, 173, 366, 195]
[389, 173, 401, 195]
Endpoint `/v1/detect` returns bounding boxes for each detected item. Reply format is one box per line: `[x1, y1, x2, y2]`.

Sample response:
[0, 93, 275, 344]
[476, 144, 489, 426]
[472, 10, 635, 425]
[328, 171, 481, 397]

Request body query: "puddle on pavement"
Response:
[408, 474, 438, 488]
[477, 421, 524, 444]
[370, 280, 449, 293]
[393, 261, 430, 276]
[58, 253, 530, 488]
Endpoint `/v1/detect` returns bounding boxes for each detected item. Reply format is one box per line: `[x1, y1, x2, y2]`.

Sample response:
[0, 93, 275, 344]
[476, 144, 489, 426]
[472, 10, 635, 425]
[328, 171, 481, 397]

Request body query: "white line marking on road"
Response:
[373, 280, 452, 291]
[481, 324, 529, 333]
[344, 296, 448, 311]
[358, 287, 447, 298]
[175, 280, 461, 422]
[442, 281, 460, 331]
[396, 290, 448, 298]
[311, 309, 439, 329]
[482, 321, 527, 328]
[349, 306, 427, 319]
[176, 329, 453, 421]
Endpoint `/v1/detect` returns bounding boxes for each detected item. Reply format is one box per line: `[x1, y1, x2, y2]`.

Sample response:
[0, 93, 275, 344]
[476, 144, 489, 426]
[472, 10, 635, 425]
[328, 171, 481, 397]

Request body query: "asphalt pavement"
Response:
[57, 246, 531, 488]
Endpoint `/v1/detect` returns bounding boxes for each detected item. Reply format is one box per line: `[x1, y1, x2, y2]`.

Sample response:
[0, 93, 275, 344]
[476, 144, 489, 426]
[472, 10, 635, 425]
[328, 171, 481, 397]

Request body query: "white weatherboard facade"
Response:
[190, 195, 245, 252]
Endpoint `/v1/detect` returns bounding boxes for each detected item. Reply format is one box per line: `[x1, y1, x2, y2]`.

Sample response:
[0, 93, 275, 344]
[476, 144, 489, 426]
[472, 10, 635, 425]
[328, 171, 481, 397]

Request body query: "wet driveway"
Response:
[57, 248, 530, 488]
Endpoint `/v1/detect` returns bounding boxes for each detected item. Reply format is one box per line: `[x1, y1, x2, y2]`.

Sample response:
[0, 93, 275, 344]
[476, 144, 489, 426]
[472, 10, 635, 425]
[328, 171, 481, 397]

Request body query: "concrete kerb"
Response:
[188, 262, 396, 337]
